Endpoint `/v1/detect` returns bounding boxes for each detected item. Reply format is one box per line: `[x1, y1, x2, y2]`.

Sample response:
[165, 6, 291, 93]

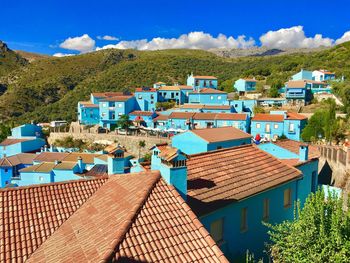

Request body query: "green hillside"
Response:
[0, 41, 350, 124]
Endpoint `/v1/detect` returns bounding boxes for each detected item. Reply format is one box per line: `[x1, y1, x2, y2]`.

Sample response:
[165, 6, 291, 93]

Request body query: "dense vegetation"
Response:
[0, 40, 350, 124]
[266, 189, 350, 262]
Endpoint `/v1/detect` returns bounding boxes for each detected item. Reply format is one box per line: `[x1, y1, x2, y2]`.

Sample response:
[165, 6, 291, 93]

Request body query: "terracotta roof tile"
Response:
[0, 138, 31, 146]
[286, 80, 307, 88]
[129, 111, 154, 116]
[242, 78, 257, 82]
[168, 112, 195, 119]
[203, 105, 231, 110]
[215, 113, 248, 121]
[153, 114, 169, 122]
[286, 112, 307, 120]
[100, 95, 133, 102]
[135, 87, 157, 92]
[28, 171, 228, 262]
[193, 76, 217, 80]
[0, 153, 36, 167]
[186, 145, 302, 215]
[274, 139, 320, 161]
[0, 178, 107, 262]
[92, 92, 126, 97]
[193, 112, 217, 120]
[252, 113, 284, 122]
[181, 104, 205, 109]
[33, 152, 69, 163]
[190, 88, 226, 94]
[79, 101, 99, 108]
[190, 127, 251, 143]
[62, 152, 105, 164]
[82, 164, 108, 177]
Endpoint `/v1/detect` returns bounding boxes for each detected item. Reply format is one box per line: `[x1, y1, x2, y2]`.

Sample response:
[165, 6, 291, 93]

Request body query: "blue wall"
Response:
[234, 79, 257, 93]
[251, 120, 284, 140]
[187, 75, 218, 90]
[291, 70, 313, 81]
[188, 92, 228, 105]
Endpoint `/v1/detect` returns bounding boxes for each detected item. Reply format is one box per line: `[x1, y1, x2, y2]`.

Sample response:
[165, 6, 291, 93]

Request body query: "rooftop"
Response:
[16, 171, 227, 262]
[286, 80, 307, 88]
[79, 101, 99, 108]
[190, 88, 226, 94]
[0, 138, 32, 146]
[153, 114, 169, 122]
[190, 127, 252, 143]
[186, 145, 302, 215]
[129, 110, 154, 116]
[252, 113, 284, 122]
[91, 92, 126, 97]
[286, 112, 308, 120]
[0, 178, 107, 262]
[159, 85, 193, 91]
[0, 153, 37, 167]
[168, 112, 196, 119]
[100, 95, 133, 102]
[193, 75, 217, 80]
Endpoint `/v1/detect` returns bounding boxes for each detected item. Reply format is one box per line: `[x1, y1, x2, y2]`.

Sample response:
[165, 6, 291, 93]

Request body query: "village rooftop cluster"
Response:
[0, 68, 340, 262]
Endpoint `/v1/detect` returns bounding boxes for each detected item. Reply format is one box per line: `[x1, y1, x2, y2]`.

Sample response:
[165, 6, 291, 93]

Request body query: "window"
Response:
[4, 168, 8, 173]
[171, 92, 175, 99]
[218, 96, 222, 100]
[210, 218, 224, 244]
[150, 94, 154, 99]
[112, 114, 115, 119]
[210, 96, 214, 100]
[265, 124, 271, 133]
[217, 146, 223, 150]
[203, 81, 207, 87]
[209, 80, 213, 86]
[138, 95, 142, 99]
[195, 80, 199, 86]
[39, 176, 44, 181]
[154, 150, 159, 156]
[118, 113, 122, 116]
[102, 113, 106, 117]
[284, 188, 292, 208]
[256, 123, 261, 129]
[103, 103, 107, 107]
[274, 124, 279, 129]
[289, 123, 295, 133]
[118, 103, 122, 108]
[176, 92, 179, 96]
[240, 207, 248, 232]
[151, 101, 154, 104]
[263, 198, 270, 221]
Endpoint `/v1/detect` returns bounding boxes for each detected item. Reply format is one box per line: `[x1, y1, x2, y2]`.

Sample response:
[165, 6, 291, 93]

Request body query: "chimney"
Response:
[40, 147, 44, 153]
[44, 145, 48, 152]
[299, 145, 309, 162]
[154, 148, 188, 200]
[77, 156, 85, 173]
[108, 151, 125, 175]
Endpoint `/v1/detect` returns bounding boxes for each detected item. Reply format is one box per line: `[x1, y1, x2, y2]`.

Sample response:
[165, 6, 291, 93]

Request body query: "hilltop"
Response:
[0, 41, 350, 123]
[0, 41, 28, 78]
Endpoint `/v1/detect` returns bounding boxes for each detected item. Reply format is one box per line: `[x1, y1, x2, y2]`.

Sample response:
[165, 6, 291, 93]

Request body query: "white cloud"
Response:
[96, 31, 256, 51]
[59, 34, 95, 53]
[53, 53, 75, 57]
[335, 31, 350, 45]
[260, 26, 333, 48]
[97, 35, 119, 41]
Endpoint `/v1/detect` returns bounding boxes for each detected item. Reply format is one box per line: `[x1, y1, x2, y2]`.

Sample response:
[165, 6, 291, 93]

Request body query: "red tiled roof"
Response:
[27, 171, 228, 263]
[286, 112, 307, 120]
[186, 144, 302, 215]
[191, 88, 226, 94]
[100, 95, 133, 102]
[190, 127, 251, 143]
[153, 114, 169, 122]
[83, 164, 108, 177]
[92, 92, 125, 97]
[33, 152, 69, 162]
[274, 139, 320, 161]
[215, 113, 248, 121]
[193, 75, 217, 80]
[252, 113, 284, 122]
[242, 78, 257, 82]
[181, 104, 205, 109]
[135, 87, 157, 92]
[79, 101, 99, 108]
[0, 153, 36, 167]
[129, 110, 154, 116]
[286, 80, 307, 88]
[203, 105, 231, 110]
[168, 112, 195, 119]
[0, 178, 108, 262]
[193, 112, 217, 120]
[316, 69, 335, 75]
[0, 138, 31, 146]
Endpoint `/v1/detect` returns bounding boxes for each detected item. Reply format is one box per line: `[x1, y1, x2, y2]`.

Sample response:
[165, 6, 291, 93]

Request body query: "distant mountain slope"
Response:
[0, 40, 349, 124]
[0, 41, 27, 78]
[15, 50, 49, 62]
[209, 46, 330, 58]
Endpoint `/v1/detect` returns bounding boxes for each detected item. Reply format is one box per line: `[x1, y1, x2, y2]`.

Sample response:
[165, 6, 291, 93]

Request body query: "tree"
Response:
[253, 105, 265, 115]
[301, 110, 325, 142]
[268, 80, 282, 98]
[138, 140, 146, 160]
[116, 114, 132, 133]
[0, 124, 11, 141]
[266, 189, 350, 262]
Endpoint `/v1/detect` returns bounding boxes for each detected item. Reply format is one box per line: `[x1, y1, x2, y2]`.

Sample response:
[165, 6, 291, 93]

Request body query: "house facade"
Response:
[188, 88, 228, 105]
[234, 78, 257, 95]
[186, 74, 218, 90]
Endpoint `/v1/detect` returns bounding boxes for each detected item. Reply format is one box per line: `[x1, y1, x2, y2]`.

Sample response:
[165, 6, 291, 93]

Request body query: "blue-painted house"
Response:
[312, 69, 336, 82]
[188, 88, 228, 105]
[99, 95, 136, 129]
[158, 85, 193, 105]
[78, 101, 100, 125]
[134, 87, 158, 111]
[0, 124, 46, 158]
[285, 80, 313, 105]
[0, 153, 37, 187]
[179, 104, 233, 113]
[172, 126, 252, 154]
[149, 142, 318, 261]
[234, 78, 257, 95]
[129, 111, 158, 127]
[291, 69, 313, 81]
[251, 112, 307, 141]
[186, 74, 218, 90]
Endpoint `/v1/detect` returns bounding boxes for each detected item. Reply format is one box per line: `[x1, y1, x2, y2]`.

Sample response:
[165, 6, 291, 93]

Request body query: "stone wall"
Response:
[48, 132, 170, 157]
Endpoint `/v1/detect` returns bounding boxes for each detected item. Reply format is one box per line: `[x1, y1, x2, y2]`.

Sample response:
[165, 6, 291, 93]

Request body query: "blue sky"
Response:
[2, 0, 350, 55]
